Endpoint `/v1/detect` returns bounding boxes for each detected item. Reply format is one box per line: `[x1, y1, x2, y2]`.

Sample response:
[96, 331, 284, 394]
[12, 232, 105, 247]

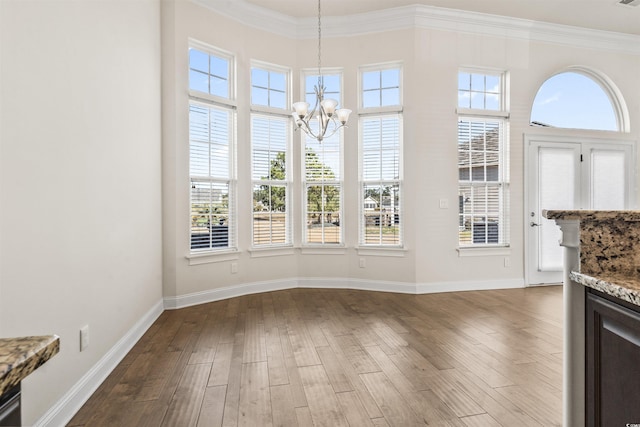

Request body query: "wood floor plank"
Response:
[208, 342, 234, 387]
[265, 326, 289, 386]
[69, 286, 563, 427]
[365, 345, 462, 425]
[425, 372, 486, 418]
[243, 308, 267, 363]
[460, 413, 502, 426]
[437, 340, 514, 389]
[441, 368, 542, 427]
[359, 371, 423, 426]
[221, 314, 246, 427]
[335, 390, 375, 426]
[238, 361, 272, 426]
[282, 309, 321, 367]
[371, 417, 391, 426]
[326, 333, 381, 374]
[316, 345, 353, 393]
[495, 384, 562, 426]
[294, 406, 314, 426]
[134, 350, 182, 402]
[161, 363, 211, 427]
[189, 305, 224, 365]
[319, 332, 384, 419]
[270, 384, 299, 427]
[279, 325, 309, 408]
[197, 385, 227, 427]
[298, 364, 349, 427]
[363, 345, 419, 393]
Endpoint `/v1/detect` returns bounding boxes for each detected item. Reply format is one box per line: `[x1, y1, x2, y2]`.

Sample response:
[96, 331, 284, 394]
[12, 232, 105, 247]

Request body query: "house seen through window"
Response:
[188, 45, 236, 252]
[251, 63, 291, 247]
[359, 64, 403, 247]
[457, 70, 509, 247]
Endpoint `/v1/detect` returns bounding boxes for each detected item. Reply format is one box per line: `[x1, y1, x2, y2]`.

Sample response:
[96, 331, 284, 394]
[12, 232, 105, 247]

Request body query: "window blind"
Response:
[360, 115, 402, 246]
[251, 114, 290, 247]
[189, 102, 236, 251]
[458, 118, 509, 246]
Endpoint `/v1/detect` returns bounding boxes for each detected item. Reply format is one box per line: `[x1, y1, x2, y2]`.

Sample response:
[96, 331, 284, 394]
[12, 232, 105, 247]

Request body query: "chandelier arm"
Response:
[320, 119, 347, 140]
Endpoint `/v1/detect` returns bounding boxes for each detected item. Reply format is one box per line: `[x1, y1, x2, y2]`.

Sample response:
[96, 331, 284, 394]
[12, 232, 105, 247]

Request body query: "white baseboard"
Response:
[298, 277, 418, 294]
[164, 277, 525, 309]
[163, 278, 299, 309]
[416, 278, 525, 294]
[33, 300, 165, 427]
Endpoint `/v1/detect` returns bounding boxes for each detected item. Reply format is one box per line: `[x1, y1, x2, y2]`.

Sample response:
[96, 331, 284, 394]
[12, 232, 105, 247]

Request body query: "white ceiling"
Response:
[244, 0, 640, 35]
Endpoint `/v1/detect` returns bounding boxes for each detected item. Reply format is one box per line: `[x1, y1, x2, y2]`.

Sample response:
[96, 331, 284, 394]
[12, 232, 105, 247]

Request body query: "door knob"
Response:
[530, 221, 540, 227]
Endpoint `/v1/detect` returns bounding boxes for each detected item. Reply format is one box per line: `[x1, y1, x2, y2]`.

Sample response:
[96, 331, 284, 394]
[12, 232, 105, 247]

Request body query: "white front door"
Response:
[525, 136, 634, 285]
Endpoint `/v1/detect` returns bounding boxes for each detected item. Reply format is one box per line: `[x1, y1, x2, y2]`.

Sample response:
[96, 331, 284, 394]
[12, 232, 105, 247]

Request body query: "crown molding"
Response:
[192, 0, 640, 55]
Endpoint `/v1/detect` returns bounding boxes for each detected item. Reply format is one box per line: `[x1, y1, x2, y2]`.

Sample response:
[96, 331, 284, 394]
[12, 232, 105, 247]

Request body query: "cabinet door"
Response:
[587, 292, 640, 427]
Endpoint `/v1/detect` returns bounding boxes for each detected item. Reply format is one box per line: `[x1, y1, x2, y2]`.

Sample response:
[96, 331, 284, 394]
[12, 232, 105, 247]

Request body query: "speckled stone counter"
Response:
[0, 335, 59, 396]
[543, 210, 640, 279]
[570, 271, 640, 308]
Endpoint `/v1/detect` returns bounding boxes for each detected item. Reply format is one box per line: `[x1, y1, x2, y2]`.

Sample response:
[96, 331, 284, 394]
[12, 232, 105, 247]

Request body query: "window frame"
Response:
[188, 39, 236, 107]
[357, 62, 404, 249]
[300, 68, 345, 247]
[456, 67, 510, 250]
[456, 67, 508, 117]
[250, 61, 292, 249]
[358, 62, 404, 115]
[250, 59, 291, 114]
[187, 41, 238, 258]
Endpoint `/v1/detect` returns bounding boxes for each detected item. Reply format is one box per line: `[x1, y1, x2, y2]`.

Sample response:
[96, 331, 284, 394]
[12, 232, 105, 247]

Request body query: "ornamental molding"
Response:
[193, 0, 640, 55]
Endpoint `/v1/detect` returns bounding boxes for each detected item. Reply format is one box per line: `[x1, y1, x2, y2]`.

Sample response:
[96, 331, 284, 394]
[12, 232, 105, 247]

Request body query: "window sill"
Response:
[249, 246, 295, 258]
[185, 249, 240, 266]
[357, 246, 407, 257]
[457, 246, 511, 257]
[300, 246, 347, 255]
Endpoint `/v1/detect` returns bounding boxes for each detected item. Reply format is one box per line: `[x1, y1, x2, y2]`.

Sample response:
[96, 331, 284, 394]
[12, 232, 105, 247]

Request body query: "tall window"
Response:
[188, 43, 236, 252]
[251, 63, 291, 247]
[303, 72, 343, 245]
[457, 70, 509, 246]
[359, 65, 402, 246]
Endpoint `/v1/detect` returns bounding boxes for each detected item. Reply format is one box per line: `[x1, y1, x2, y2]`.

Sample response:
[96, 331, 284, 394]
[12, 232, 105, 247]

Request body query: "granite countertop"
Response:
[0, 335, 60, 396]
[543, 210, 640, 221]
[570, 271, 640, 308]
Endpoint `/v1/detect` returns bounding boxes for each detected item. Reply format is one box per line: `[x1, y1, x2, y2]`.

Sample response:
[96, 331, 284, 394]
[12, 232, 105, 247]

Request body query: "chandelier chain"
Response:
[291, 0, 350, 142]
[317, 0, 322, 87]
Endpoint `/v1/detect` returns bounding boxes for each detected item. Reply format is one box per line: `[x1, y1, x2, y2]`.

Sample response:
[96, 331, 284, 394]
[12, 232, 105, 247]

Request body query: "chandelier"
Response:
[292, 0, 351, 142]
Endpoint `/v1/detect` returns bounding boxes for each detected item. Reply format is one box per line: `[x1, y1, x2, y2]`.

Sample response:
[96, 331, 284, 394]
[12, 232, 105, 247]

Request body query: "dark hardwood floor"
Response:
[68, 285, 562, 426]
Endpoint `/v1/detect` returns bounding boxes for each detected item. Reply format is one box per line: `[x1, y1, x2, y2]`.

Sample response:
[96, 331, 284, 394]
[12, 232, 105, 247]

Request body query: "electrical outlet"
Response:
[439, 198, 449, 209]
[231, 262, 238, 274]
[80, 325, 89, 352]
[504, 257, 510, 268]
[359, 258, 366, 268]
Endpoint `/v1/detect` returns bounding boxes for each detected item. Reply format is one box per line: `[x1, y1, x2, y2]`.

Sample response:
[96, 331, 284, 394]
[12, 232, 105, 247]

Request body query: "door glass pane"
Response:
[591, 150, 625, 210]
[539, 147, 576, 271]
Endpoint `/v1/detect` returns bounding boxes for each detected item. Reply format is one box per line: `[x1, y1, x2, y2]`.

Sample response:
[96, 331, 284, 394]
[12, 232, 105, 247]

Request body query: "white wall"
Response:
[0, 0, 163, 424]
[0, 0, 636, 423]
[162, 1, 640, 302]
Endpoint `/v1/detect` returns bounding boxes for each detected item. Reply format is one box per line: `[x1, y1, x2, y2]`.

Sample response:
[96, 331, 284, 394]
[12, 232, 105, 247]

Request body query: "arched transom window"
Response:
[530, 69, 627, 132]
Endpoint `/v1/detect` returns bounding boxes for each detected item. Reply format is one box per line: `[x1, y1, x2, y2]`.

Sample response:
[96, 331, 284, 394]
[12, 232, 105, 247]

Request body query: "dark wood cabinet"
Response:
[586, 290, 640, 427]
[0, 384, 20, 427]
